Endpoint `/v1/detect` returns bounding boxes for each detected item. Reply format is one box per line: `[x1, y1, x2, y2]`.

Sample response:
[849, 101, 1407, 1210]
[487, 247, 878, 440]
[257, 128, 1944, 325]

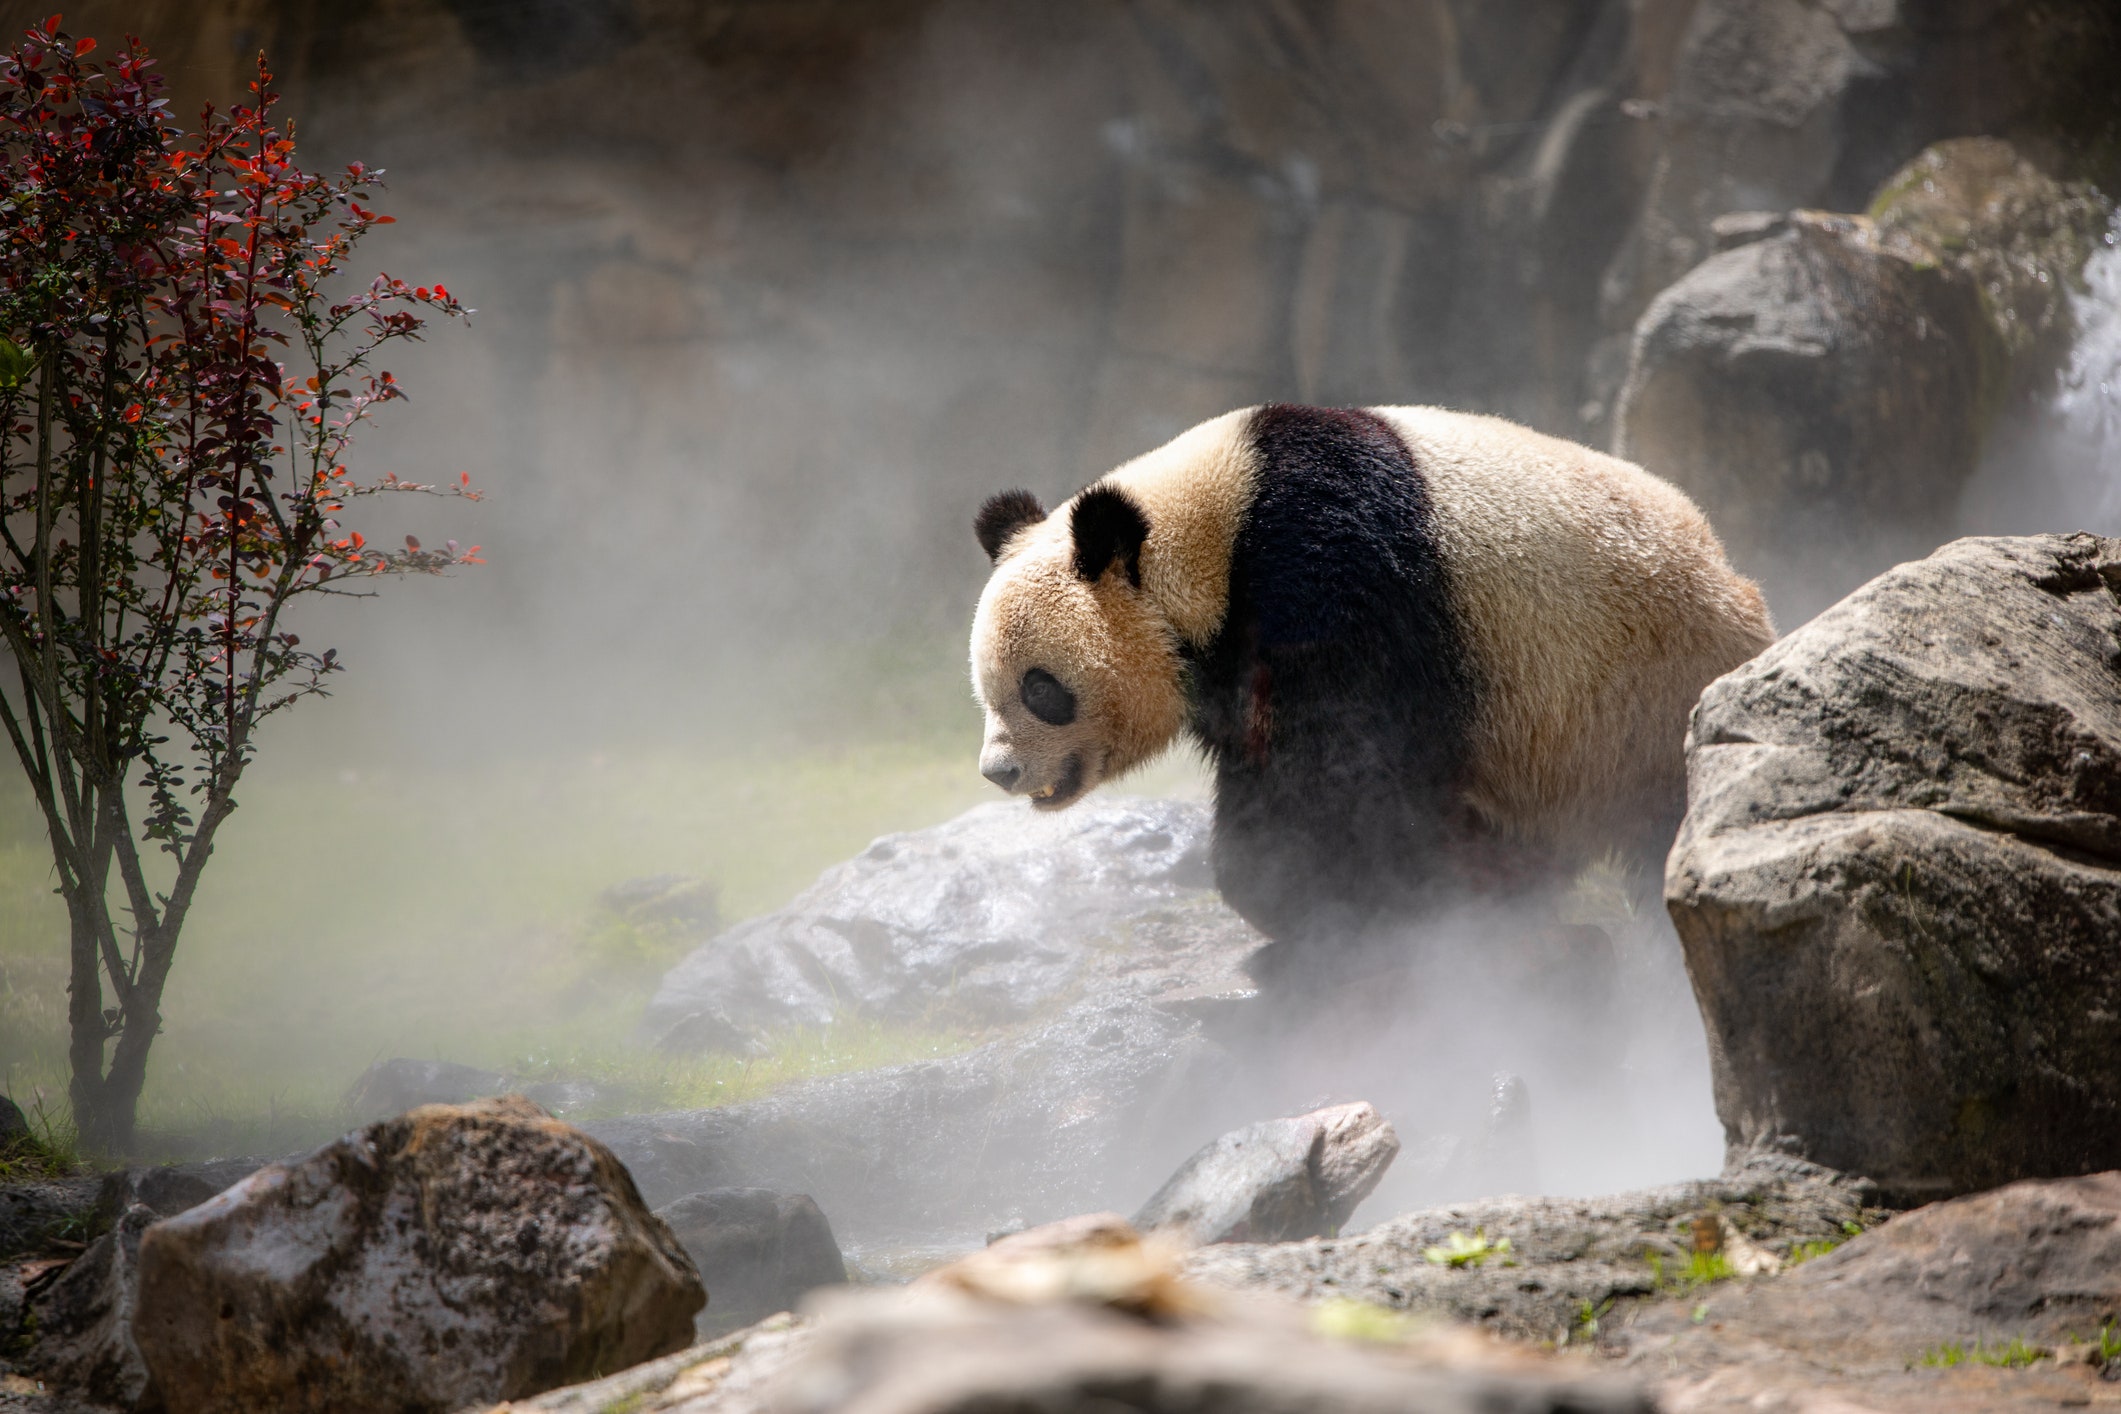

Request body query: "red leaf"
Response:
[44, 15, 59, 36]
[75, 36, 95, 56]
[404, 535, 420, 552]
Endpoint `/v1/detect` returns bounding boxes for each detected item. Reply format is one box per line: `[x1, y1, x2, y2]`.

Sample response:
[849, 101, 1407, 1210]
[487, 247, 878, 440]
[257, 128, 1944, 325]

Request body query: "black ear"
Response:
[1070, 484, 1150, 587]
[975, 489, 1046, 562]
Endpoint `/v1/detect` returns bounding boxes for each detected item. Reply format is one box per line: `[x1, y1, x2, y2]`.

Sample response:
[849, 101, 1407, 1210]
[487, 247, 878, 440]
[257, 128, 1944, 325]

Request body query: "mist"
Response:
[3, 1, 2117, 1242]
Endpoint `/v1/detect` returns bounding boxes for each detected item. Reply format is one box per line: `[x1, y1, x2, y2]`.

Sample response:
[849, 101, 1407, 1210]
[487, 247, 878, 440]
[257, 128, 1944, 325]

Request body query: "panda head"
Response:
[969, 483, 1186, 810]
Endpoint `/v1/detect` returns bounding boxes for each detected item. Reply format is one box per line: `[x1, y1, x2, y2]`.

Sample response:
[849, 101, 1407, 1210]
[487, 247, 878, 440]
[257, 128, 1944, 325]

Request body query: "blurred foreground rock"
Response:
[1134, 1102, 1399, 1246]
[1667, 533, 2121, 1202]
[655, 1188, 846, 1337]
[482, 1215, 1653, 1414]
[645, 798, 1241, 1050]
[22, 1204, 157, 1409]
[130, 1096, 702, 1414]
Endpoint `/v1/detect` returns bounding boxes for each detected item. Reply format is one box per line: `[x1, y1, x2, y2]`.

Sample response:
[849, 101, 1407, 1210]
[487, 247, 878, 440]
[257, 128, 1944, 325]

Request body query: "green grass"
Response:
[1645, 1247, 1735, 1290]
[1786, 1238, 1841, 1266]
[1422, 1228, 1511, 1269]
[1917, 1337, 2049, 1370]
[0, 676, 1213, 1158]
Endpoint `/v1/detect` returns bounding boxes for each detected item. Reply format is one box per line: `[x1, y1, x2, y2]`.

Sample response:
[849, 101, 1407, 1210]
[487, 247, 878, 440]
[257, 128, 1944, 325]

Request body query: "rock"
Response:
[0, 1095, 26, 1148]
[0, 1176, 99, 1262]
[655, 1189, 845, 1335]
[341, 1056, 507, 1120]
[600, 873, 721, 934]
[23, 1204, 157, 1410]
[644, 798, 1233, 1050]
[1622, 1171, 2121, 1411]
[1462, 1073, 1539, 1199]
[1182, 1155, 1878, 1342]
[590, 993, 1236, 1249]
[484, 1215, 1655, 1414]
[1667, 533, 2121, 1202]
[130, 1096, 704, 1414]
[1615, 208, 1995, 617]
[1615, 139, 2113, 619]
[91, 1162, 260, 1234]
[1134, 1102, 1399, 1246]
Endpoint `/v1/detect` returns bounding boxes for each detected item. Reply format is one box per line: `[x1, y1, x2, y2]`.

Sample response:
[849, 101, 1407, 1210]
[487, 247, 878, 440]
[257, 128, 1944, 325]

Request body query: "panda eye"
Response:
[1020, 668, 1077, 726]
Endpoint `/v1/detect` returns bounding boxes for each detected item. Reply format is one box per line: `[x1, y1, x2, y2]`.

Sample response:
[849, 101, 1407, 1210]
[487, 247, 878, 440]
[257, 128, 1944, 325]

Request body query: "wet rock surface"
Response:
[1134, 1102, 1399, 1247]
[655, 1188, 846, 1337]
[1667, 533, 2121, 1202]
[130, 1096, 703, 1414]
[644, 798, 1236, 1050]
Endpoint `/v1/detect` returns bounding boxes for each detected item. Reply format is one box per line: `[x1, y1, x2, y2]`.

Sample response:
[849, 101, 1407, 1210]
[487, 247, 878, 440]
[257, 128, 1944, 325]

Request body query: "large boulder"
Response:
[131, 1096, 704, 1414]
[1134, 1102, 1400, 1246]
[1666, 533, 2121, 1202]
[644, 797, 1238, 1051]
[1615, 139, 2112, 619]
[655, 1188, 846, 1335]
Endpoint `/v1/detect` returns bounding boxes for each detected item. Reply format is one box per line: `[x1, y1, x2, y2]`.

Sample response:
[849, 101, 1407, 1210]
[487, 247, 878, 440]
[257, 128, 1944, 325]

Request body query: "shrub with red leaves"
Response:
[0, 17, 479, 1152]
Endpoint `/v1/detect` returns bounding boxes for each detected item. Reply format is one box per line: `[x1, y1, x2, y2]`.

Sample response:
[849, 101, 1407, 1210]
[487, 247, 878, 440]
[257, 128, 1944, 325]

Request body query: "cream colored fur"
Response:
[1370, 406, 1774, 854]
[973, 404, 1774, 854]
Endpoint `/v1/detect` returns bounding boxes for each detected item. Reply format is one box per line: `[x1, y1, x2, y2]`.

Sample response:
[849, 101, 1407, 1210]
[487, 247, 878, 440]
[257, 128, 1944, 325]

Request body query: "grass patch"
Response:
[0, 712, 1211, 1156]
[1916, 1337, 2049, 1369]
[1646, 1247, 1734, 1290]
[1786, 1238, 1841, 1266]
[1423, 1228, 1511, 1270]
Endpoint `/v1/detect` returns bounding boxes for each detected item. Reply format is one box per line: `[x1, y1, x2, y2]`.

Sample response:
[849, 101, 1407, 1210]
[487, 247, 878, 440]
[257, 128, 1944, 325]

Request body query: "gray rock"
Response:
[601, 873, 720, 933]
[91, 1161, 261, 1234]
[24, 1203, 158, 1410]
[1666, 533, 2121, 1203]
[1183, 1156, 1878, 1343]
[1134, 1102, 1399, 1246]
[655, 1188, 845, 1335]
[341, 1056, 508, 1120]
[590, 994, 1236, 1246]
[131, 1096, 704, 1414]
[1622, 1171, 2121, 1410]
[0, 1175, 99, 1262]
[643, 797, 1225, 1050]
[1615, 209, 1994, 619]
[0, 1094, 27, 1148]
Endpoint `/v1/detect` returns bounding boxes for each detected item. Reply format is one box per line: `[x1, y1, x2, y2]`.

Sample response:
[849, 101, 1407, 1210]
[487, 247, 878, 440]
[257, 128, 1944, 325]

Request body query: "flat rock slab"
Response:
[132, 1096, 703, 1414]
[1181, 1158, 1878, 1342]
[644, 797, 1250, 1050]
[1135, 1102, 1400, 1245]
[1667, 533, 2121, 1201]
[1622, 1171, 2121, 1411]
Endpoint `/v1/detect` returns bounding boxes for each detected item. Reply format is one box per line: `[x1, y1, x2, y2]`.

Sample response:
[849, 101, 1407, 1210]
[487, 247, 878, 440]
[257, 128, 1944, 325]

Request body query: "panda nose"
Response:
[983, 762, 1022, 792]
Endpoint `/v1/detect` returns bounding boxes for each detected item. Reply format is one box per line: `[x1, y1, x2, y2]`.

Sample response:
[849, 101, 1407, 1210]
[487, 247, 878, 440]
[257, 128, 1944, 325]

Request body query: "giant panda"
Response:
[969, 404, 1773, 950]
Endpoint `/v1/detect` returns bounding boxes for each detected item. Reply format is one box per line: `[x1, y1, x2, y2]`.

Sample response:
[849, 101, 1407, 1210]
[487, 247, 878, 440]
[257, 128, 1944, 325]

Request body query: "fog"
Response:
[5, 2, 2117, 1233]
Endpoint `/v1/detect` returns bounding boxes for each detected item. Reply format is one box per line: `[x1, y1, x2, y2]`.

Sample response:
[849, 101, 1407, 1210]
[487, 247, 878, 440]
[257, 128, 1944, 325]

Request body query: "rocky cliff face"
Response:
[41, 0, 2115, 686]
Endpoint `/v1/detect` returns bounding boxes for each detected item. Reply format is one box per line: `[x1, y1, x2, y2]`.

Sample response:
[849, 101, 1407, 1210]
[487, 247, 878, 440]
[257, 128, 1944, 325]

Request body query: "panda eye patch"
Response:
[1020, 668, 1077, 726]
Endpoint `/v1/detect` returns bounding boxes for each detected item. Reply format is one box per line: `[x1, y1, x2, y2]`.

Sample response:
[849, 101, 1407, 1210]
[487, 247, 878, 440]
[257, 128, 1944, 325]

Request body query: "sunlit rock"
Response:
[1133, 1102, 1399, 1246]
[1667, 533, 2121, 1201]
[643, 797, 1236, 1051]
[132, 1096, 703, 1414]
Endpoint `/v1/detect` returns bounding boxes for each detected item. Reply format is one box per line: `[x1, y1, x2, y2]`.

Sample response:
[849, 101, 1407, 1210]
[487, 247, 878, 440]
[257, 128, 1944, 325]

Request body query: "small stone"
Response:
[654, 1188, 846, 1335]
[1134, 1102, 1399, 1246]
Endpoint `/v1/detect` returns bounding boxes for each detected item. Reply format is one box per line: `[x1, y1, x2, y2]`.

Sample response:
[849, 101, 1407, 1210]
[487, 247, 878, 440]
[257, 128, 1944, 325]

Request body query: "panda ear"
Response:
[975, 489, 1047, 562]
[1070, 485, 1150, 588]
